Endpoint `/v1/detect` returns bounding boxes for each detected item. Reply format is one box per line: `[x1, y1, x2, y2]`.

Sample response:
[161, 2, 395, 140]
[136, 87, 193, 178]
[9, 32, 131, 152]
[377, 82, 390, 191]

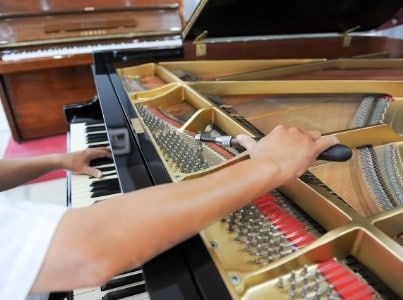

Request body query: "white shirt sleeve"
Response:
[0, 193, 67, 300]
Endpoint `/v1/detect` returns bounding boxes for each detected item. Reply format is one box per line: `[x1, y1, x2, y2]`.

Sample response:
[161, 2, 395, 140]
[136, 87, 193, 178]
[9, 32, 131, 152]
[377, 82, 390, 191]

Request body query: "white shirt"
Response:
[0, 193, 66, 300]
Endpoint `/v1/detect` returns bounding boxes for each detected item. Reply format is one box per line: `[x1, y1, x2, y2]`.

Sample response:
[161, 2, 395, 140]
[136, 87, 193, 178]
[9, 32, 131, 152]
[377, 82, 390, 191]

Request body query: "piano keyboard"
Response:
[2, 37, 182, 61]
[73, 267, 149, 300]
[69, 120, 151, 300]
[69, 121, 121, 208]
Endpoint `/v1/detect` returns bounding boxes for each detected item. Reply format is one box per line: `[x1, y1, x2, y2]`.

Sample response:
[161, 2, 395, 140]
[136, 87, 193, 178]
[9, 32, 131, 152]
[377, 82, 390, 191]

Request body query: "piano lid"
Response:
[182, 0, 403, 40]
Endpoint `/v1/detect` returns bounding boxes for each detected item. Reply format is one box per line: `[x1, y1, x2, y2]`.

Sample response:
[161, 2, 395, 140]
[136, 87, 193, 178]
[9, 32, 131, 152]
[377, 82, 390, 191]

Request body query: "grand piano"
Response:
[64, 0, 403, 299]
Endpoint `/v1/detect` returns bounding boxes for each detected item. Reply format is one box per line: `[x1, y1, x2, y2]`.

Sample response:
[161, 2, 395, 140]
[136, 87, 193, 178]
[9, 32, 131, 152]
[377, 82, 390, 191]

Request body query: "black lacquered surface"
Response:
[92, 49, 232, 299]
[93, 52, 155, 192]
[185, 0, 403, 39]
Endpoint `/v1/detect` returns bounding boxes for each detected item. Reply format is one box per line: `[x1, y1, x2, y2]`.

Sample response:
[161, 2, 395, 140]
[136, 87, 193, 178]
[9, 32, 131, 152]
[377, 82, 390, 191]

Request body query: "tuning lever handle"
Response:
[316, 143, 352, 161]
[194, 134, 352, 162]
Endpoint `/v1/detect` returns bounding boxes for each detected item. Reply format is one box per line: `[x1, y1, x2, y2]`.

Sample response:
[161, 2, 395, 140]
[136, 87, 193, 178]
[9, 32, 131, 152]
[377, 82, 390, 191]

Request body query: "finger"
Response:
[84, 167, 103, 178]
[236, 134, 258, 151]
[305, 129, 322, 140]
[315, 135, 340, 151]
[90, 148, 112, 160]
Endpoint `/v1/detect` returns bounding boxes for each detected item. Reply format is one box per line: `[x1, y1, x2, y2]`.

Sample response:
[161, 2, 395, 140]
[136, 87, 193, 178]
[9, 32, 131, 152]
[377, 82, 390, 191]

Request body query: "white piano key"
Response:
[2, 37, 182, 61]
[71, 173, 120, 208]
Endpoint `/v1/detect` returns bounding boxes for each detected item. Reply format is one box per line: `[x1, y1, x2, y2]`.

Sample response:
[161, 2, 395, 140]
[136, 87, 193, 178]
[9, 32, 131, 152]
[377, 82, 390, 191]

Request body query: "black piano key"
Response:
[86, 135, 106, 141]
[90, 186, 120, 197]
[102, 283, 147, 300]
[98, 166, 116, 172]
[87, 133, 108, 143]
[90, 184, 119, 195]
[91, 187, 121, 198]
[90, 181, 119, 193]
[87, 131, 106, 137]
[90, 182, 118, 192]
[86, 124, 106, 133]
[101, 273, 144, 291]
[90, 157, 114, 167]
[90, 178, 119, 188]
[88, 142, 110, 148]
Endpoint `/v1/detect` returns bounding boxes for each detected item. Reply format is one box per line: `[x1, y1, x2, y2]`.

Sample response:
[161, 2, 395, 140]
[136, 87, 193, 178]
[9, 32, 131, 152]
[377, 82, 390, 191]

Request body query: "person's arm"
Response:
[31, 125, 338, 292]
[0, 148, 111, 191]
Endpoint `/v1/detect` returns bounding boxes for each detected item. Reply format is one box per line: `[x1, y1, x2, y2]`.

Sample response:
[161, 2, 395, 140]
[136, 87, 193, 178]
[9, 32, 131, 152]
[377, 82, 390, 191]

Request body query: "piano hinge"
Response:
[193, 30, 208, 57]
[342, 25, 361, 48]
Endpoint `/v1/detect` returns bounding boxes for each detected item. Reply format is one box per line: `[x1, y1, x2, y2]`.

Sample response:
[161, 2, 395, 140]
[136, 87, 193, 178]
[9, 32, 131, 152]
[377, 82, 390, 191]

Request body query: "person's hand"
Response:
[236, 125, 339, 180]
[62, 147, 112, 178]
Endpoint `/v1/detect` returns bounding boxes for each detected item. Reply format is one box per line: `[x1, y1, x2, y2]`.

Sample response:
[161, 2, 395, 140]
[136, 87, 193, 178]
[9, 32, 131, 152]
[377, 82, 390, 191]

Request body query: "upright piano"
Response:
[65, 0, 403, 299]
[0, 0, 183, 142]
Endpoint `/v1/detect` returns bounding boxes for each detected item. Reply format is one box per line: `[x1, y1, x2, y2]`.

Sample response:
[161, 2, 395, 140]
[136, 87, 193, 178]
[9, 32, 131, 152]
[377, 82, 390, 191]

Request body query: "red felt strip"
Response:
[252, 193, 316, 248]
[318, 259, 375, 299]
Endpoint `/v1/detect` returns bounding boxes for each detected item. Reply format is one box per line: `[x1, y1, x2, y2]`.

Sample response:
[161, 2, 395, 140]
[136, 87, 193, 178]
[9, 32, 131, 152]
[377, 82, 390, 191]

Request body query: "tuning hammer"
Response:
[194, 134, 352, 162]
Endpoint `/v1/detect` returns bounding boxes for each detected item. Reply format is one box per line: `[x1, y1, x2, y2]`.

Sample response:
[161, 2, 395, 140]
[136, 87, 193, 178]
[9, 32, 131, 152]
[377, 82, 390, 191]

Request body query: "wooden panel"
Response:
[184, 36, 403, 60]
[2, 66, 96, 141]
[0, 0, 182, 16]
[1, 9, 182, 47]
[0, 53, 92, 74]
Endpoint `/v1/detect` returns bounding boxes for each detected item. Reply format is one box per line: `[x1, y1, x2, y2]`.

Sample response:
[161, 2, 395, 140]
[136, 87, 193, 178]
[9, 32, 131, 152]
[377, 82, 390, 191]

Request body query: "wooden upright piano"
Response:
[64, 0, 403, 299]
[0, 0, 183, 142]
